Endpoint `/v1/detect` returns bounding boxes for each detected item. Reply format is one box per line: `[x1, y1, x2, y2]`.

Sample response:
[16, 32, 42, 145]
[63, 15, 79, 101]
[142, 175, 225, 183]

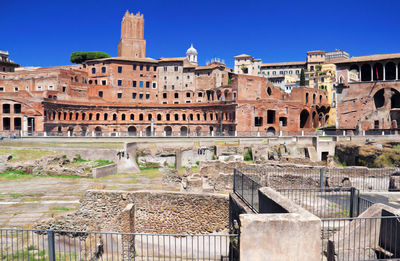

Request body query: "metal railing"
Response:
[321, 215, 400, 261]
[233, 168, 262, 213]
[262, 167, 400, 192]
[0, 228, 238, 260]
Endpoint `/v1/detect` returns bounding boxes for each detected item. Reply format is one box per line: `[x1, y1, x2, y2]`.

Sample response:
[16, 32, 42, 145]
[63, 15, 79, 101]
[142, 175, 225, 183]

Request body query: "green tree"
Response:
[70, 51, 111, 64]
[300, 68, 306, 86]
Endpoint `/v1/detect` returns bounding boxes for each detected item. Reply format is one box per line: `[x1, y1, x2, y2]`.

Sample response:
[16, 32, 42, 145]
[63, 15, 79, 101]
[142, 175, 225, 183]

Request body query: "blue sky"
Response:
[1, 0, 400, 68]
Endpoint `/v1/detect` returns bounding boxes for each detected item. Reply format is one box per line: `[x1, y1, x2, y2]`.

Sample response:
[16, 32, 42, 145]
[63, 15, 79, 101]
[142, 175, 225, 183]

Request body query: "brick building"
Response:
[0, 10, 330, 136]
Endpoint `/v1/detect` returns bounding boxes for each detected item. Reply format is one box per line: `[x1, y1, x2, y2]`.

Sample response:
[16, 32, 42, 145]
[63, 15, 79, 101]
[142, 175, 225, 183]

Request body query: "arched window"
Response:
[174, 114, 179, 121]
[190, 114, 193, 121]
[121, 114, 126, 121]
[130, 114, 134, 120]
[148, 114, 152, 121]
[63, 112, 67, 120]
[182, 114, 186, 121]
[166, 114, 170, 121]
[113, 114, 117, 121]
[82, 113, 86, 120]
[197, 114, 200, 121]
[96, 113, 100, 121]
[157, 114, 162, 121]
[75, 112, 79, 120]
[89, 113, 93, 121]
[139, 114, 143, 121]
[104, 113, 108, 121]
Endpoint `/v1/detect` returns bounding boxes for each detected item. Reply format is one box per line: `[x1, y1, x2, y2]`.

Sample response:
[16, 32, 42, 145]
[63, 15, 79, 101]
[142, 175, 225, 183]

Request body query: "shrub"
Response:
[244, 149, 252, 161]
[70, 51, 111, 64]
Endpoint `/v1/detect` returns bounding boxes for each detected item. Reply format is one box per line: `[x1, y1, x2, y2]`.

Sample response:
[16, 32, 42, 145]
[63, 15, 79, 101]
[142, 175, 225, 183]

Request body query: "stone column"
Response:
[176, 150, 182, 169]
[383, 63, 386, 81]
[359, 65, 362, 81]
[371, 64, 374, 81]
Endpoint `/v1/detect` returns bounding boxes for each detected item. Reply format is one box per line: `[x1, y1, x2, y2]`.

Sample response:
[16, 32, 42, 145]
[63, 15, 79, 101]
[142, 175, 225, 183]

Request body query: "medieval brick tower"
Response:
[117, 10, 146, 58]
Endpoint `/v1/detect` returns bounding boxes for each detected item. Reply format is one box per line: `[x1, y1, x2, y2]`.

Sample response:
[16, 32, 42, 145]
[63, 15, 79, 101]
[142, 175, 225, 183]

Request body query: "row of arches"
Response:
[44, 110, 236, 123]
[350, 62, 400, 82]
[51, 125, 236, 137]
[299, 109, 329, 129]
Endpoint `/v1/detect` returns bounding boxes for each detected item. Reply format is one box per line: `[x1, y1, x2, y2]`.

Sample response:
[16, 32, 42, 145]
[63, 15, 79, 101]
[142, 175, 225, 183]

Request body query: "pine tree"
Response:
[300, 68, 306, 86]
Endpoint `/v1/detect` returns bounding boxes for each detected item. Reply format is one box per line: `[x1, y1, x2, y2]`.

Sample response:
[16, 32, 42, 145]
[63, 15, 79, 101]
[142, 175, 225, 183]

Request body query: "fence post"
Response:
[349, 187, 359, 218]
[320, 168, 324, 192]
[47, 230, 56, 261]
[233, 168, 237, 193]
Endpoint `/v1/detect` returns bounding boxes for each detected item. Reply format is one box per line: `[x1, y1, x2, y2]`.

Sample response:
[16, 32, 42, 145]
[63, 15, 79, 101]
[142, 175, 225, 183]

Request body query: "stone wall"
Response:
[36, 190, 229, 234]
[92, 163, 117, 178]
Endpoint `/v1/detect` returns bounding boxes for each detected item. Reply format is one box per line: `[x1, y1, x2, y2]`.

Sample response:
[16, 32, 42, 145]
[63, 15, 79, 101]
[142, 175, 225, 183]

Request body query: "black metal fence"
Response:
[259, 167, 399, 192]
[233, 168, 262, 213]
[0, 229, 238, 260]
[321, 215, 400, 261]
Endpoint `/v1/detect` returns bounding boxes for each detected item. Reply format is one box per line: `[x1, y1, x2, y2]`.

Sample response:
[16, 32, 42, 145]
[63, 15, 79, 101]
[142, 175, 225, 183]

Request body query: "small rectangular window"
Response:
[174, 93, 179, 98]
[153, 66, 157, 71]
[145, 93, 150, 99]
[118, 80, 122, 86]
[102, 67, 106, 73]
[0, 87, 4, 92]
[146, 65, 150, 71]
[117, 93, 122, 99]
[152, 82, 156, 89]
[186, 93, 190, 98]
[255, 117, 263, 126]
[174, 66, 178, 71]
[102, 80, 106, 85]
[139, 93, 143, 99]
[198, 92, 203, 97]
[132, 92, 137, 99]
[118, 66, 122, 73]
[37, 86, 42, 91]
[146, 82, 150, 88]
[99, 91, 103, 98]
[92, 68, 96, 74]
[139, 81, 143, 88]
[162, 101, 168, 104]
[133, 81, 137, 87]
[48, 85, 54, 90]
[140, 65, 143, 71]
[14, 87, 19, 92]
[133, 65, 137, 70]
[163, 93, 167, 99]
[164, 66, 167, 72]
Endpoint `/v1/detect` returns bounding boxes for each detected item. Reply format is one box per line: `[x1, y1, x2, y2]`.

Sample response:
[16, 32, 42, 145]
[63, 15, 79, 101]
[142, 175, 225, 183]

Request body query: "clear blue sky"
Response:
[1, 0, 400, 68]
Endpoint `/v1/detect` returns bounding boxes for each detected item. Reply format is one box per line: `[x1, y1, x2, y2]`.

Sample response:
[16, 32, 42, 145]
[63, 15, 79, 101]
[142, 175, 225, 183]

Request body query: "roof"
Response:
[307, 50, 326, 54]
[234, 54, 253, 59]
[261, 61, 306, 67]
[334, 53, 400, 64]
[87, 56, 159, 63]
[195, 64, 223, 71]
[159, 57, 187, 62]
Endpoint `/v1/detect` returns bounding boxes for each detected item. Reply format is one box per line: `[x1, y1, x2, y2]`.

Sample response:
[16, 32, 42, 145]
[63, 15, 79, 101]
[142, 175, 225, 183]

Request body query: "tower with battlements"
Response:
[117, 10, 146, 58]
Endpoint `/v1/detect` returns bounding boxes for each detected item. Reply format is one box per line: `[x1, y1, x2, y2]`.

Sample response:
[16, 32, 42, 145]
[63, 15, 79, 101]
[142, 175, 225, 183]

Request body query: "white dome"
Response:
[186, 44, 197, 55]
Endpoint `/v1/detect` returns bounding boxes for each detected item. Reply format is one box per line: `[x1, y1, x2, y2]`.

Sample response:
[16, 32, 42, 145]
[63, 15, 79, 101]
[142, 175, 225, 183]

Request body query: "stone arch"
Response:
[128, 126, 137, 136]
[95, 126, 102, 136]
[300, 109, 310, 129]
[373, 89, 385, 109]
[391, 88, 400, 108]
[385, 62, 396, 81]
[180, 126, 188, 136]
[145, 126, 152, 136]
[373, 63, 383, 81]
[195, 126, 202, 136]
[164, 126, 172, 136]
[267, 127, 276, 136]
[361, 64, 371, 81]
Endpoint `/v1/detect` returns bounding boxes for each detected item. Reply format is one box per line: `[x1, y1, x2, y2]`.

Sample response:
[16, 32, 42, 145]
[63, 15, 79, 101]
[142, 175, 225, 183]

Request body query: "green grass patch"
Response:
[50, 206, 72, 211]
[0, 149, 58, 162]
[10, 193, 24, 198]
[93, 160, 114, 168]
[0, 170, 91, 180]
